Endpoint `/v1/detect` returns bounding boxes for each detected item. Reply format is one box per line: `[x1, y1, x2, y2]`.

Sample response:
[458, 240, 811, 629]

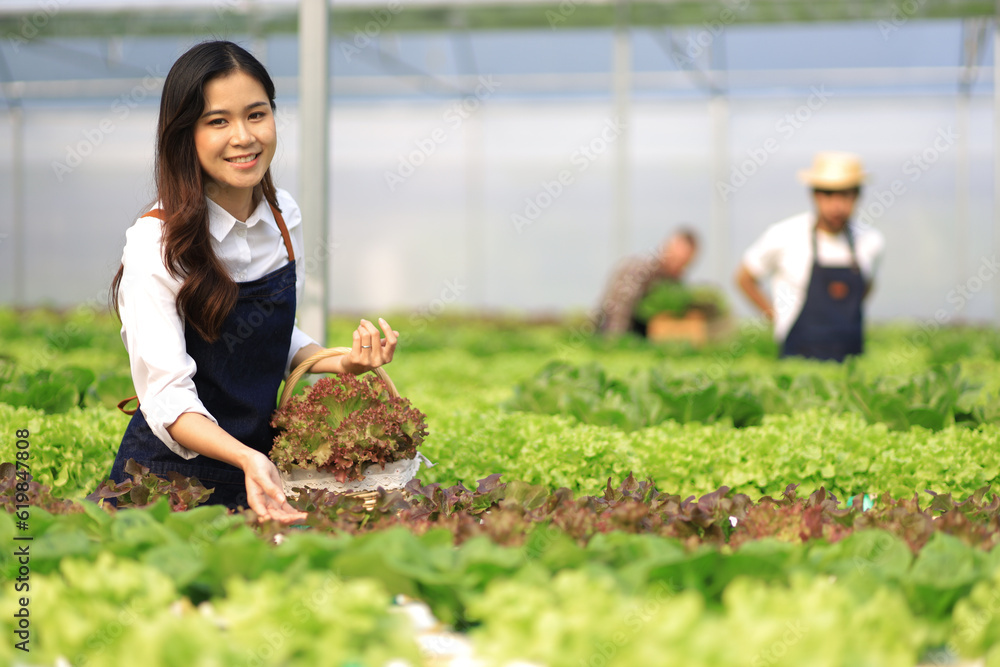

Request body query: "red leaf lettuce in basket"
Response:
[270, 373, 428, 483]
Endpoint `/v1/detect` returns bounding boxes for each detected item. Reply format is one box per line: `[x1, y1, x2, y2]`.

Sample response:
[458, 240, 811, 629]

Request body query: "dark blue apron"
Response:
[109, 202, 297, 509]
[781, 225, 865, 362]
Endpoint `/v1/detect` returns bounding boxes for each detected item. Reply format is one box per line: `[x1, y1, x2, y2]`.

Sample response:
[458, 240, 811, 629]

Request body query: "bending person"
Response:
[597, 229, 699, 337]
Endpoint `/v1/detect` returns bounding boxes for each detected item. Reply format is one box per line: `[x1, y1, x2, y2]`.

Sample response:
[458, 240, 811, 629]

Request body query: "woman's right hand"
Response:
[241, 450, 308, 524]
[166, 413, 308, 523]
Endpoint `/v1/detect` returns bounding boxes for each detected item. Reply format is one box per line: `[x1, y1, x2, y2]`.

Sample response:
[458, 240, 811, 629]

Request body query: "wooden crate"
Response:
[646, 311, 729, 346]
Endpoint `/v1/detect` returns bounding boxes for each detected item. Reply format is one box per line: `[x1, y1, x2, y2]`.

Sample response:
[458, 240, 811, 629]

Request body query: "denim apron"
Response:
[781, 225, 865, 362]
[109, 202, 297, 509]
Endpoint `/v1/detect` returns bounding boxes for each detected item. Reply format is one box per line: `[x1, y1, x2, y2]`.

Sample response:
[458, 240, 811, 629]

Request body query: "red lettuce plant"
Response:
[270, 373, 428, 482]
[86, 459, 213, 511]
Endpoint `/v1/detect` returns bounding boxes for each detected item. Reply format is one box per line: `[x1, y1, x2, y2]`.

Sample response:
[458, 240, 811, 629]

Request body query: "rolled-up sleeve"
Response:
[286, 326, 319, 375]
[118, 218, 216, 459]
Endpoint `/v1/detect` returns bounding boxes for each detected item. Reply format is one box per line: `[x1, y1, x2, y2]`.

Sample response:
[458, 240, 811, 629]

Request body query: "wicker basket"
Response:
[275, 347, 423, 509]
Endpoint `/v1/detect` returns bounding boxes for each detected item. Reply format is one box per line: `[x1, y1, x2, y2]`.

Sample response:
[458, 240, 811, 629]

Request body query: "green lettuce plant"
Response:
[634, 281, 729, 322]
[270, 373, 428, 482]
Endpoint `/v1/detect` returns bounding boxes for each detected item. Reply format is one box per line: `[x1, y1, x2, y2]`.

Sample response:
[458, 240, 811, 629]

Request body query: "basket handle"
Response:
[278, 347, 399, 409]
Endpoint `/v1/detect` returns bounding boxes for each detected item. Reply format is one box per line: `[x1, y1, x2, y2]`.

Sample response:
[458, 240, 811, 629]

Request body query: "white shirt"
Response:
[118, 188, 319, 459]
[741, 211, 885, 343]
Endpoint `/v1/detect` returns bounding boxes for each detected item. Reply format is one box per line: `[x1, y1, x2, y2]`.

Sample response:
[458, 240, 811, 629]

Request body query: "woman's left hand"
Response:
[341, 317, 398, 374]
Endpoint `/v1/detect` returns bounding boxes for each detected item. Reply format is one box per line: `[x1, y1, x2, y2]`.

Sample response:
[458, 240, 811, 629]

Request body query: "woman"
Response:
[109, 41, 397, 523]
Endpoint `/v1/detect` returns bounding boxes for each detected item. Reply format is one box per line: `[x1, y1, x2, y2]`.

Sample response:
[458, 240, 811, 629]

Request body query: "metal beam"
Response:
[5, 66, 995, 102]
[956, 19, 986, 302]
[995, 13, 1000, 324]
[612, 0, 631, 262]
[709, 94, 729, 289]
[449, 28, 486, 307]
[11, 106, 24, 305]
[299, 0, 329, 346]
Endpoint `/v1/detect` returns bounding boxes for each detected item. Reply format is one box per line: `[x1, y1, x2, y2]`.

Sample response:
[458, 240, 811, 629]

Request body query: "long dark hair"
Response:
[111, 41, 281, 342]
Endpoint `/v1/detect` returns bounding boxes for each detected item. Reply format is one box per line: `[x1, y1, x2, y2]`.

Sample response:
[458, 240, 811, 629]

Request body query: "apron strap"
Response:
[843, 225, 859, 271]
[812, 223, 859, 272]
[271, 205, 295, 262]
[144, 200, 295, 262]
[117, 395, 139, 416]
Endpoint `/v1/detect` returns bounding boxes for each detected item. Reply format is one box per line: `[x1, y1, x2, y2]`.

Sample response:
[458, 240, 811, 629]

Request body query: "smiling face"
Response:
[193, 70, 276, 219]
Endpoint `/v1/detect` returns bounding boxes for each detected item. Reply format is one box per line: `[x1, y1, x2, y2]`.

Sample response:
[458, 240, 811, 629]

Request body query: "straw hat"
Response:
[797, 152, 867, 190]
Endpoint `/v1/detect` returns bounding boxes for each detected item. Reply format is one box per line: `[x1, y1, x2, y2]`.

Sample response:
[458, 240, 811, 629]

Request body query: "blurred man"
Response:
[597, 229, 699, 337]
[735, 151, 885, 361]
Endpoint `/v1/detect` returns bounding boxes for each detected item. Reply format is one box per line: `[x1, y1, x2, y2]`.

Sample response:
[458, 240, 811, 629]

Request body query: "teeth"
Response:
[227, 154, 257, 164]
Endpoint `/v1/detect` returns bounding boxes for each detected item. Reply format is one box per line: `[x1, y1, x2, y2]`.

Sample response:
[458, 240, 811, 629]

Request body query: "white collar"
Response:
[809, 212, 853, 241]
[206, 196, 274, 242]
